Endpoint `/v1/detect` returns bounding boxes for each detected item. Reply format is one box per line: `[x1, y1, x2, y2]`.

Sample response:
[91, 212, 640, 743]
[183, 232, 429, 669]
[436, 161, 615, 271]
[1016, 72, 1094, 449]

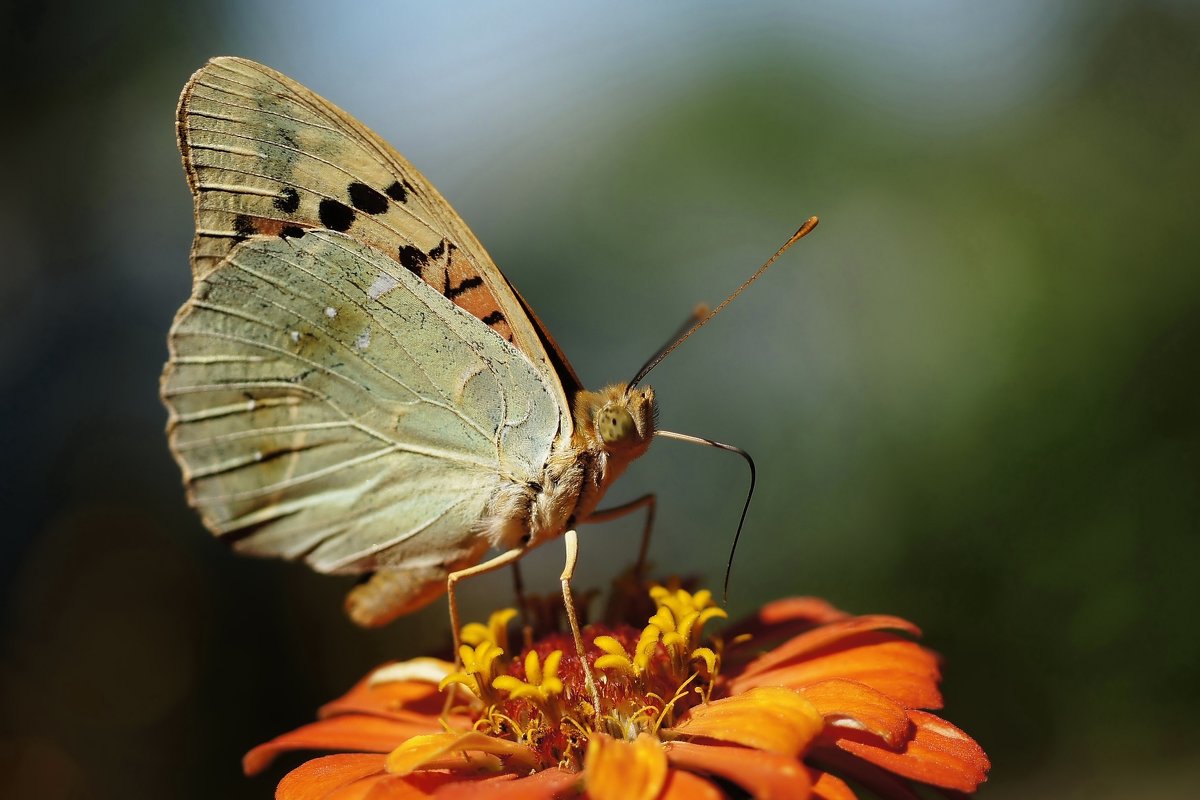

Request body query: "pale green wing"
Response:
[161, 230, 562, 574]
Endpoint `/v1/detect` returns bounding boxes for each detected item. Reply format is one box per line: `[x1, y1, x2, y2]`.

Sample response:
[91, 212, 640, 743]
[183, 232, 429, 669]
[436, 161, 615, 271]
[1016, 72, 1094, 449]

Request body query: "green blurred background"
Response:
[3, 2, 1197, 797]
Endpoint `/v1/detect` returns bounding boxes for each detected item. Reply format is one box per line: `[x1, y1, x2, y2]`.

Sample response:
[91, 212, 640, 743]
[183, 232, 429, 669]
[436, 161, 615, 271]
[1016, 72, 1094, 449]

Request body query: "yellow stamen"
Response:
[461, 607, 518, 649]
[439, 640, 505, 703]
[691, 646, 719, 676]
[492, 649, 564, 707]
[634, 626, 661, 672]
[594, 635, 640, 678]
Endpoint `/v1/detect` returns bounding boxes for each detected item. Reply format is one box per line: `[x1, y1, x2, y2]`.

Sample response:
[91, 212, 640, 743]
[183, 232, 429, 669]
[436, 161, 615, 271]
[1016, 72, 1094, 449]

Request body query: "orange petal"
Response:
[811, 771, 858, 800]
[758, 597, 848, 623]
[584, 733, 667, 800]
[245, 715, 441, 775]
[798, 680, 910, 747]
[433, 768, 581, 800]
[358, 772, 484, 800]
[730, 638, 943, 710]
[320, 670, 446, 721]
[807, 747, 922, 800]
[665, 740, 811, 799]
[274, 753, 387, 800]
[725, 598, 851, 646]
[274, 762, 494, 796]
[671, 686, 824, 756]
[386, 731, 537, 776]
[659, 768, 722, 800]
[834, 710, 989, 792]
[734, 616, 922, 678]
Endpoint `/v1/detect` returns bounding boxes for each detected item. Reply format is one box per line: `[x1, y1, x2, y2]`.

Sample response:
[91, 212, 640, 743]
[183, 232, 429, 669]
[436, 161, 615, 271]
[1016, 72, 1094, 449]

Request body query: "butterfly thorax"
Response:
[480, 383, 655, 553]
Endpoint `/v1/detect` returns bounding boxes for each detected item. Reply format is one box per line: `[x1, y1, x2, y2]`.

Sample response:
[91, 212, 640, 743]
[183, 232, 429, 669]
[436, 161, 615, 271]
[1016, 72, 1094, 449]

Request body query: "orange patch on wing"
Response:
[444, 260, 514, 340]
[253, 216, 308, 238]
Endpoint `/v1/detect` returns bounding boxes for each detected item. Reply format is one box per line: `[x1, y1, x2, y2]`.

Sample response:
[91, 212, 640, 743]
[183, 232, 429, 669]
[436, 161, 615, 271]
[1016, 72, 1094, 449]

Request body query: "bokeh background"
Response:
[3, 1, 1198, 797]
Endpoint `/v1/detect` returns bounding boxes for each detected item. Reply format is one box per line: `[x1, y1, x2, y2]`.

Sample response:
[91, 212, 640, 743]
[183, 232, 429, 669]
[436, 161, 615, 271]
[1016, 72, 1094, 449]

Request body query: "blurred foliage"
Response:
[2, 2, 1198, 798]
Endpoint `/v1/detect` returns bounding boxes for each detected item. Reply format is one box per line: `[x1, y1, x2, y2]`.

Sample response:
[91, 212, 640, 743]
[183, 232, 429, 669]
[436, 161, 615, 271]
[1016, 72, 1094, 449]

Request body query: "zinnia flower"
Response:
[246, 585, 989, 798]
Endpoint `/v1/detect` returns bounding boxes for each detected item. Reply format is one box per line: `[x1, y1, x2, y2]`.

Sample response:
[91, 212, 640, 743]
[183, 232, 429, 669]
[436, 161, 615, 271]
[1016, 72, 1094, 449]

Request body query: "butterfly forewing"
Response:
[162, 230, 561, 574]
[177, 57, 575, 420]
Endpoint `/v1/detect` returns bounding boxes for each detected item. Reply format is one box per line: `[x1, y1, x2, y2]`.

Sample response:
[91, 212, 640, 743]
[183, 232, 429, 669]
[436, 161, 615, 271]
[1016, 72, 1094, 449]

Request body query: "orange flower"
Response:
[246, 589, 989, 799]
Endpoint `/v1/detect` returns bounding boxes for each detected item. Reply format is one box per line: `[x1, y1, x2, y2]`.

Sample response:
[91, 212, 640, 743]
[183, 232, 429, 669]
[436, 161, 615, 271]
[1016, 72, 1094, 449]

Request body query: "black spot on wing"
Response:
[347, 182, 389, 215]
[446, 276, 483, 299]
[481, 311, 505, 326]
[398, 245, 429, 275]
[385, 180, 411, 202]
[318, 199, 355, 232]
[428, 240, 445, 260]
[274, 187, 300, 213]
[233, 214, 255, 240]
[280, 225, 305, 239]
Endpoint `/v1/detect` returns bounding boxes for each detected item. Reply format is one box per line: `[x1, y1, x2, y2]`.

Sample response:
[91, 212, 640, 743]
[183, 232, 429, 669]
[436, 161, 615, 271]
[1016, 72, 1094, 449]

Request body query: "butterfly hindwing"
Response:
[161, 230, 561, 575]
[177, 57, 577, 421]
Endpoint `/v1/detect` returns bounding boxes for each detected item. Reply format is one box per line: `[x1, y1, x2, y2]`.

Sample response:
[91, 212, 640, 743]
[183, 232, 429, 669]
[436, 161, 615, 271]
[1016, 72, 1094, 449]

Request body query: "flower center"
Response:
[439, 586, 727, 771]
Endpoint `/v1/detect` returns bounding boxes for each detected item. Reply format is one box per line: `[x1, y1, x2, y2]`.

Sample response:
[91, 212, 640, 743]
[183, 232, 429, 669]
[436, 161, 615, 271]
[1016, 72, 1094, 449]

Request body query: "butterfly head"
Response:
[575, 383, 656, 460]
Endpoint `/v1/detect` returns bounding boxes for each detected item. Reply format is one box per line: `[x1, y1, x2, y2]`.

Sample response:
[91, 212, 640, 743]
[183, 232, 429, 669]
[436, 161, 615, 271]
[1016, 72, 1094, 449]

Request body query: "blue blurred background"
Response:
[3, 2, 1198, 797]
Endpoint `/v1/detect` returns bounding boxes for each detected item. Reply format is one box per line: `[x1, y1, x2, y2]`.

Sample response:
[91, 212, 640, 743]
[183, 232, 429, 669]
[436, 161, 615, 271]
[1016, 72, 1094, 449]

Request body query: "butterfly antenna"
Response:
[628, 216, 819, 388]
[628, 303, 711, 391]
[656, 430, 756, 604]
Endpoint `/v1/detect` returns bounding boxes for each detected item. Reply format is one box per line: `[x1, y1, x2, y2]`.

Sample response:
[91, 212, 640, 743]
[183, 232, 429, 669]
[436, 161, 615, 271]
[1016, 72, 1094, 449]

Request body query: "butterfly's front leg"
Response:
[583, 493, 657, 580]
[438, 547, 528, 715]
[445, 547, 528, 654]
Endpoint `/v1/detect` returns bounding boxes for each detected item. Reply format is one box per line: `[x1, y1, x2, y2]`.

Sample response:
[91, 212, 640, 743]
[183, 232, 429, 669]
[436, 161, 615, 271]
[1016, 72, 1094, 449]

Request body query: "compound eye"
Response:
[597, 407, 637, 445]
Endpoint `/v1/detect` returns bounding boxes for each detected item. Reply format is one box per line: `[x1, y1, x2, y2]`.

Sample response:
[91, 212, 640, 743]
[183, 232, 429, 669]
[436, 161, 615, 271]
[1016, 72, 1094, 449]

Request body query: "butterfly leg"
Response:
[560, 529, 603, 724]
[446, 547, 528, 658]
[509, 561, 531, 628]
[441, 547, 528, 715]
[585, 493, 657, 580]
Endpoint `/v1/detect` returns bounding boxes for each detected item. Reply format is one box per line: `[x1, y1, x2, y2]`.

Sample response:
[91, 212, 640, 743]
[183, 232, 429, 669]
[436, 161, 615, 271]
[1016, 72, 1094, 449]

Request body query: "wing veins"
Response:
[204, 433, 498, 505]
[321, 496, 470, 571]
[228, 247, 470, 418]
[187, 83, 343, 136]
[186, 123, 441, 238]
[173, 420, 355, 450]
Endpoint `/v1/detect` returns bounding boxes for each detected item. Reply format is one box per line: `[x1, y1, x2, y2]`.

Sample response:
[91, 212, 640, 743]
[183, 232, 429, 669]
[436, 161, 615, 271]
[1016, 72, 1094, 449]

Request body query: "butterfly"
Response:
[161, 58, 816, 675]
